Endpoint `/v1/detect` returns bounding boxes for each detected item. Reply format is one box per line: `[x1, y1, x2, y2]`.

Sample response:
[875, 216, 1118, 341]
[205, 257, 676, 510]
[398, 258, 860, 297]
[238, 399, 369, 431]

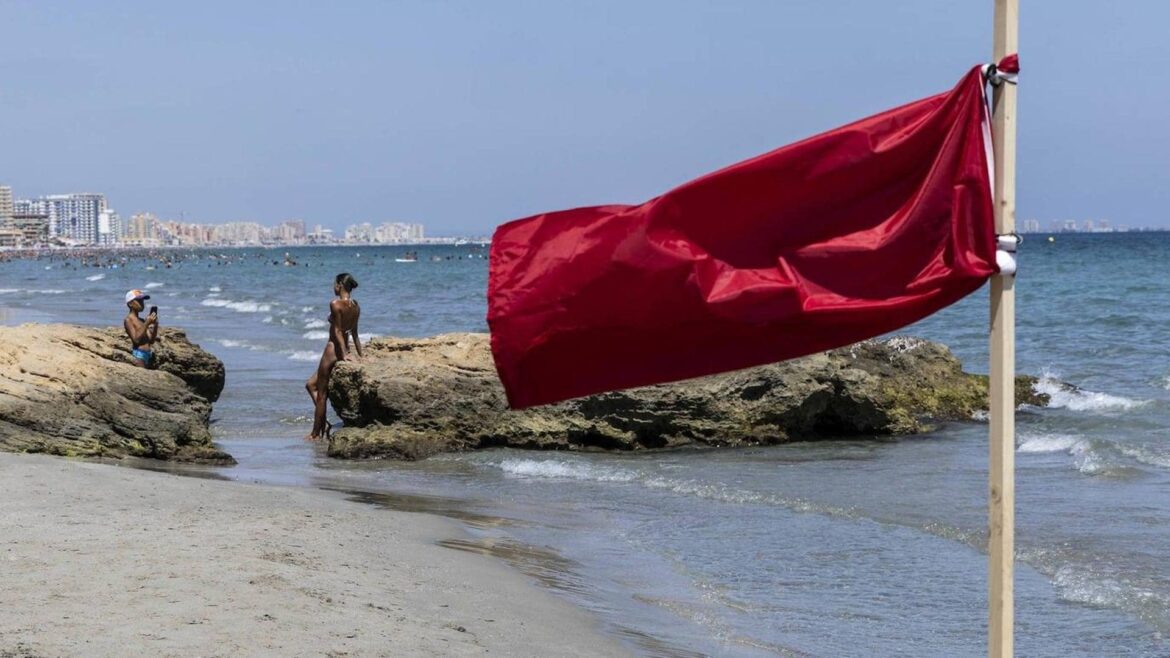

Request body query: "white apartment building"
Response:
[15, 193, 117, 245]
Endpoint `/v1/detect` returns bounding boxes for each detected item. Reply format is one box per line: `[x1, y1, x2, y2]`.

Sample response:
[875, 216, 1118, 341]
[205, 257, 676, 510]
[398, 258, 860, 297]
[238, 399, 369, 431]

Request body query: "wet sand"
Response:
[0, 453, 630, 658]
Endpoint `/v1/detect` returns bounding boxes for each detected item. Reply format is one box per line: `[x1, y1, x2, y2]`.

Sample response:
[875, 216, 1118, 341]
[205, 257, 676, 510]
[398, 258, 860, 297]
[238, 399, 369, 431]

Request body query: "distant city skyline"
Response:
[5, 2, 1169, 232]
[0, 184, 457, 248]
[4, 180, 1164, 249]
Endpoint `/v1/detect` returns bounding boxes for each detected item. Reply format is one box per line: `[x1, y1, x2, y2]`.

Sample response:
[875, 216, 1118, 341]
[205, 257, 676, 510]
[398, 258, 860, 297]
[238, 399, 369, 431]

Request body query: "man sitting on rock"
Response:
[123, 289, 159, 368]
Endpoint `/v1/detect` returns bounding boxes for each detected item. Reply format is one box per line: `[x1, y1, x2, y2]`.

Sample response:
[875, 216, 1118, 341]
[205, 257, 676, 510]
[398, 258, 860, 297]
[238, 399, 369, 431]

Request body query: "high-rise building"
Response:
[277, 219, 306, 243]
[15, 193, 113, 244]
[0, 185, 13, 224]
[124, 212, 160, 244]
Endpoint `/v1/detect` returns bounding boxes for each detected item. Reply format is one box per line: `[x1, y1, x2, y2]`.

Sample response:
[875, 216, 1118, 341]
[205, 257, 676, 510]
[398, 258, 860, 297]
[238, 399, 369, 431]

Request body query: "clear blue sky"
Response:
[3, 1, 1166, 234]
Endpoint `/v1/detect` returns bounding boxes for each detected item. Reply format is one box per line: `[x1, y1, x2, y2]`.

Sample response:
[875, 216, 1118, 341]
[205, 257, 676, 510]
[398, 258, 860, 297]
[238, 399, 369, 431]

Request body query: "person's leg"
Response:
[308, 344, 338, 440]
[305, 371, 319, 405]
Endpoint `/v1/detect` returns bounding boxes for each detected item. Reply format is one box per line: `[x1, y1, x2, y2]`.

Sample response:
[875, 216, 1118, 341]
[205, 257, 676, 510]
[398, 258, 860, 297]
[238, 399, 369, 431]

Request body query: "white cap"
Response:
[124, 289, 150, 305]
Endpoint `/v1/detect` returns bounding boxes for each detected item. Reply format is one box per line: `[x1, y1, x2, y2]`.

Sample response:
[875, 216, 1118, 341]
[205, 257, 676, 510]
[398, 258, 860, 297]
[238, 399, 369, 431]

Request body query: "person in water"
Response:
[305, 273, 363, 440]
[123, 289, 158, 367]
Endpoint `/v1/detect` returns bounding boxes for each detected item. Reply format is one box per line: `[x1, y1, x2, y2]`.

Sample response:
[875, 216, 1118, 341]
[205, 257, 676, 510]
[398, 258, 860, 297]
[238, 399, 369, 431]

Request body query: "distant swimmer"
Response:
[305, 273, 363, 440]
[123, 289, 158, 367]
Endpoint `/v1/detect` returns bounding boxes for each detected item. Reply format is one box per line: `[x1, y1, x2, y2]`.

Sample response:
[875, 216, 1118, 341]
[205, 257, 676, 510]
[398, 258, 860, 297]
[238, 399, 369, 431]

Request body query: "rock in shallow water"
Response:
[0, 324, 232, 464]
[326, 333, 1046, 460]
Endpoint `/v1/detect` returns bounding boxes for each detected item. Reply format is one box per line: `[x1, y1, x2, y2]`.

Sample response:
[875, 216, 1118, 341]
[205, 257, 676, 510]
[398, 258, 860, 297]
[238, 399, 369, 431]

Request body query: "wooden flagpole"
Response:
[989, 0, 1018, 656]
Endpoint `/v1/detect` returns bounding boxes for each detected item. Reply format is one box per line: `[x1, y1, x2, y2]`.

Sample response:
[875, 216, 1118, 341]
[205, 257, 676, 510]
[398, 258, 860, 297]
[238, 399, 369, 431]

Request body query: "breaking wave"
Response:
[302, 331, 329, 340]
[145, 282, 164, 289]
[1017, 431, 1143, 476]
[85, 273, 105, 281]
[1018, 432, 1083, 454]
[287, 351, 318, 361]
[1033, 373, 1145, 412]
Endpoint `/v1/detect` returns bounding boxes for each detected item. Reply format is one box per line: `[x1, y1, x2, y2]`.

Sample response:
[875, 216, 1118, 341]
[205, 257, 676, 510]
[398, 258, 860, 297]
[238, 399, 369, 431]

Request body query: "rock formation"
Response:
[0, 324, 232, 463]
[327, 333, 1047, 460]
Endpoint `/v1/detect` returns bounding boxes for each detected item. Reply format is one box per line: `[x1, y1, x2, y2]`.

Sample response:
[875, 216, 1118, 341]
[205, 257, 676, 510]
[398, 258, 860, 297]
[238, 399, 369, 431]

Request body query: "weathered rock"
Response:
[0, 324, 232, 463]
[327, 333, 1047, 460]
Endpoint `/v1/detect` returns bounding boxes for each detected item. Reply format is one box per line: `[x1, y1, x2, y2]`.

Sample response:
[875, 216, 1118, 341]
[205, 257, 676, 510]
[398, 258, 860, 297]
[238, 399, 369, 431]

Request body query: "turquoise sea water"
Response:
[2, 234, 1170, 656]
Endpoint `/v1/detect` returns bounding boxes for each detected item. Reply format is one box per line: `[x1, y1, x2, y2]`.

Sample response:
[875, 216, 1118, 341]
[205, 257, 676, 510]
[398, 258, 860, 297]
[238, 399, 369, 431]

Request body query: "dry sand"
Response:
[0, 453, 631, 658]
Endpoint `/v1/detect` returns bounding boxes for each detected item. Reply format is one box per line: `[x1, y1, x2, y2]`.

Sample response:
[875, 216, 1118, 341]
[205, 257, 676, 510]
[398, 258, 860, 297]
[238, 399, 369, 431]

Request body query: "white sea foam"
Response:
[145, 282, 164, 289]
[1070, 442, 1109, 475]
[303, 319, 327, 329]
[302, 331, 329, 340]
[1162, 375, 1170, 391]
[301, 306, 313, 313]
[208, 286, 222, 292]
[1049, 564, 1168, 613]
[0, 288, 19, 294]
[262, 316, 274, 324]
[200, 298, 271, 313]
[40, 289, 66, 294]
[1017, 433, 1083, 454]
[497, 458, 637, 482]
[85, 273, 105, 281]
[287, 351, 318, 361]
[1118, 444, 1170, 470]
[1033, 373, 1145, 412]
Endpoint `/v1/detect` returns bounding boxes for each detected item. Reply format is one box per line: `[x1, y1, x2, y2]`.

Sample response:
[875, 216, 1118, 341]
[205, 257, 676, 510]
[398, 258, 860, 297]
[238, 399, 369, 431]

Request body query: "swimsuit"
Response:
[132, 348, 153, 365]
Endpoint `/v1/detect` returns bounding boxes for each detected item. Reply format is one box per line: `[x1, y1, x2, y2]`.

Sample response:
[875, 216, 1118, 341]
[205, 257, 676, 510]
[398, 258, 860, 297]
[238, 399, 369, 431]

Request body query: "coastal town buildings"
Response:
[122, 212, 161, 246]
[342, 221, 425, 244]
[12, 192, 119, 245]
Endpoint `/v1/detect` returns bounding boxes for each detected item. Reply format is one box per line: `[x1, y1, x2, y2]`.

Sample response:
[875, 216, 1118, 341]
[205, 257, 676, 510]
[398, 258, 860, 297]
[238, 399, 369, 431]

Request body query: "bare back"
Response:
[328, 297, 362, 360]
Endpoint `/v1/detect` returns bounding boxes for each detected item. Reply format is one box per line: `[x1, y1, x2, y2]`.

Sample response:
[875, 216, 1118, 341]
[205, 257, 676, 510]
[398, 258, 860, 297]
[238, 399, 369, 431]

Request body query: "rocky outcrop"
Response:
[327, 333, 1047, 460]
[0, 324, 232, 464]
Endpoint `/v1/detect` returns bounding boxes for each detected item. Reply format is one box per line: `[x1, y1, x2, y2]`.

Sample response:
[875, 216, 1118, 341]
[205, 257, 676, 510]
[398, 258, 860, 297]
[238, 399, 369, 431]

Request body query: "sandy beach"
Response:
[0, 453, 630, 658]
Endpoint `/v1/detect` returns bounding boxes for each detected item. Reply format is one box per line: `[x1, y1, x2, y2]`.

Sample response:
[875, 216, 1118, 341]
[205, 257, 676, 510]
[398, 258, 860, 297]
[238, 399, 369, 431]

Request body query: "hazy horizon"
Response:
[4, 1, 1167, 234]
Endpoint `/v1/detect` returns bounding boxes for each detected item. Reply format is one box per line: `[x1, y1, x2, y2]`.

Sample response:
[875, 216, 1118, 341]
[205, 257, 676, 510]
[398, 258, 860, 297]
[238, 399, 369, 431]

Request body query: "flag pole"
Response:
[989, 0, 1018, 656]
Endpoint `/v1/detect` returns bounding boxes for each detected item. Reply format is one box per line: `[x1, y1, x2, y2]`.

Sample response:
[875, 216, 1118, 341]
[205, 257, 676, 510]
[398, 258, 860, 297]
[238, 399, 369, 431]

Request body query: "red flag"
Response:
[488, 65, 998, 409]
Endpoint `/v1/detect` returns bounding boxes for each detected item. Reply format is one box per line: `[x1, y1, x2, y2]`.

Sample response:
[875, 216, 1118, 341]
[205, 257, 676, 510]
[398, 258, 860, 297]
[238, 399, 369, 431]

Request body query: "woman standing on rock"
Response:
[306, 273, 362, 440]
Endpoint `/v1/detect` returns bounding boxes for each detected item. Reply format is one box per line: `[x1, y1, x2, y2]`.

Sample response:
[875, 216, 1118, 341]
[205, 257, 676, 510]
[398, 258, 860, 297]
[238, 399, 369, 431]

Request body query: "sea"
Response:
[2, 233, 1169, 657]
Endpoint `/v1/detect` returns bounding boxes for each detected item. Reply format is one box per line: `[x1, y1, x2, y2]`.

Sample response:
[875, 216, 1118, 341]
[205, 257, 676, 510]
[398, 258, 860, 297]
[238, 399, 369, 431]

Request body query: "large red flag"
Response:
[489, 65, 998, 409]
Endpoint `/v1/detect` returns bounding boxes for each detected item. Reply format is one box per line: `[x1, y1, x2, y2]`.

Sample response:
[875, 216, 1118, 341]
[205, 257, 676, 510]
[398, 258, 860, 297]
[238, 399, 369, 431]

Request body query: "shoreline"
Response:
[0, 453, 630, 658]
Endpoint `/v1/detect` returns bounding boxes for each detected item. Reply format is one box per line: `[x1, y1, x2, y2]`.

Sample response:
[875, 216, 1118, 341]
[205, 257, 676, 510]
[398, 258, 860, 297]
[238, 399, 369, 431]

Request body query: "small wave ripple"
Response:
[489, 457, 858, 519]
[201, 298, 272, 313]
